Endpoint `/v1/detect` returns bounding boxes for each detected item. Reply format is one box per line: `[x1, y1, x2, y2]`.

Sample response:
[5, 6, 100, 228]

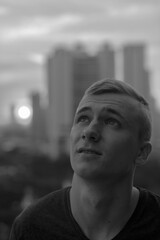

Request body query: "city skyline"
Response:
[45, 43, 159, 156]
[0, 0, 160, 125]
[1, 43, 160, 157]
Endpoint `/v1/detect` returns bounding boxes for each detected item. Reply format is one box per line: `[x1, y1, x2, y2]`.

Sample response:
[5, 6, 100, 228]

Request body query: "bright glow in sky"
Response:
[0, 0, 160, 125]
[15, 104, 32, 125]
[17, 106, 31, 120]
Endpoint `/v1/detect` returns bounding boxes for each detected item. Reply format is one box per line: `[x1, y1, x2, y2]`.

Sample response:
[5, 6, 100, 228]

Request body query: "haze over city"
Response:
[0, 0, 160, 126]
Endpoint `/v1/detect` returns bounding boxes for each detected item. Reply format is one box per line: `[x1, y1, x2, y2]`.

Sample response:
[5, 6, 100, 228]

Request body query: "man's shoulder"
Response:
[138, 187, 160, 214]
[10, 187, 74, 239]
[15, 187, 70, 226]
[139, 188, 160, 203]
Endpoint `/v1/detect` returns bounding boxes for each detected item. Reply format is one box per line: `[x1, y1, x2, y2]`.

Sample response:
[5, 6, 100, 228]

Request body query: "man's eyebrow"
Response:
[102, 107, 125, 120]
[76, 106, 126, 121]
[76, 106, 91, 115]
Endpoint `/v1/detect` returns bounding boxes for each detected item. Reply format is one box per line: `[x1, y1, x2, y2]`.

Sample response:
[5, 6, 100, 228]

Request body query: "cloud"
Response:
[0, 14, 83, 42]
[27, 54, 45, 65]
[1, 0, 159, 46]
[107, 3, 158, 18]
[0, 0, 160, 115]
[57, 1, 160, 46]
[2, 0, 160, 20]
[1, 0, 107, 17]
[0, 5, 9, 15]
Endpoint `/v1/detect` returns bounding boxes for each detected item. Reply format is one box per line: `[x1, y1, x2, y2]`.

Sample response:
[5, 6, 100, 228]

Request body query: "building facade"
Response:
[46, 44, 116, 157]
[123, 44, 160, 145]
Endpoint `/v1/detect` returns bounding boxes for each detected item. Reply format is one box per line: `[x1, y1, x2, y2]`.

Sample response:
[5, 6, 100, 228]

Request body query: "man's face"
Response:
[70, 93, 143, 181]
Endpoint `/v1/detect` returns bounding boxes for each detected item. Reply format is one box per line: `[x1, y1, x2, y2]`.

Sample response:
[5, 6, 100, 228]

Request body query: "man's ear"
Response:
[136, 142, 152, 166]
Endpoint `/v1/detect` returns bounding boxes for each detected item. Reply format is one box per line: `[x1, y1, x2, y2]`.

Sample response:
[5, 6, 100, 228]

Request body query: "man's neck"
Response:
[70, 174, 139, 240]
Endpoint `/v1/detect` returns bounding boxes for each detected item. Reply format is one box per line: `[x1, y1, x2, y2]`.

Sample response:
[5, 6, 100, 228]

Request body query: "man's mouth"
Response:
[77, 148, 102, 155]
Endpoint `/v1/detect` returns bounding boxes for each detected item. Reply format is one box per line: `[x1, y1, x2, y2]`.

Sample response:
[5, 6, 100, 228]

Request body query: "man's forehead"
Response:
[77, 93, 140, 112]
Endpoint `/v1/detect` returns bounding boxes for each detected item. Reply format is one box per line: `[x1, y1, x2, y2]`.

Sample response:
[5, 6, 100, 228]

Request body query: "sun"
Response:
[17, 106, 31, 120]
[15, 104, 32, 125]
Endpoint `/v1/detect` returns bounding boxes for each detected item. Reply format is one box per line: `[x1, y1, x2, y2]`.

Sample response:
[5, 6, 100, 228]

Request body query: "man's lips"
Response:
[77, 147, 102, 155]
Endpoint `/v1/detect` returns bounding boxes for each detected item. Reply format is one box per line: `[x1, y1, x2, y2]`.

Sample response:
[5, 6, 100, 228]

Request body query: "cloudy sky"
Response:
[0, 0, 160, 125]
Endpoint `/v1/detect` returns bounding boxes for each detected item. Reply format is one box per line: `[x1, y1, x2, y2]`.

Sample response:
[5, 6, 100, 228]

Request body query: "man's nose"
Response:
[81, 121, 101, 142]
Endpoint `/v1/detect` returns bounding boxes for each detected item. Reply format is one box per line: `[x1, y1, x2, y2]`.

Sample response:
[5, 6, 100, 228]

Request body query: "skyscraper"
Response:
[30, 92, 47, 146]
[123, 44, 150, 101]
[97, 44, 115, 80]
[72, 44, 99, 114]
[123, 44, 160, 144]
[46, 48, 73, 157]
[46, 44, 116, 157]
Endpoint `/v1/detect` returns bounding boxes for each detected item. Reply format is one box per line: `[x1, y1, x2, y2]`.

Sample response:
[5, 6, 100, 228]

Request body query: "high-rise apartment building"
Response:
[46, 48, 73, 157]
[97, 44, 115, 80]
[10, 104, 16, 126]
[30, 92, 47, 145]
[123, 44, 160, 144]
[123, 44, 150, 101]
[72, 45, 99, 113]
[46, 44, 115, 157]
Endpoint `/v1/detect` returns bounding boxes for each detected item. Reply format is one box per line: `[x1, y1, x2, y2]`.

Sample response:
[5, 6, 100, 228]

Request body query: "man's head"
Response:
[70, 79, 152, 181]
[83, 78, 152, 142]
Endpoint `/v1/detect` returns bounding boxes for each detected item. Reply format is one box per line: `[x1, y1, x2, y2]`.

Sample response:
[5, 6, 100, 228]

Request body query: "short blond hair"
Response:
[85, 79, 152, 141]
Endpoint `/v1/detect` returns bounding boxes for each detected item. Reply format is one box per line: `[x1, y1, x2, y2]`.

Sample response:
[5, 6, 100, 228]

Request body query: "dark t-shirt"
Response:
[9, 187, 160, 240]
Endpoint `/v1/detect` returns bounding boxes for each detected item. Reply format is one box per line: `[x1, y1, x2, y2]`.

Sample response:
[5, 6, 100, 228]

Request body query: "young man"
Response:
[10, 79, 160, 240]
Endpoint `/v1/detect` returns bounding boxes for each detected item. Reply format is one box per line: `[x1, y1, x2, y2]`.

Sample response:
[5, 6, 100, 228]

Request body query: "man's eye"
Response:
[77, 116, 89, 123]
[104, 118, 120, 127]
